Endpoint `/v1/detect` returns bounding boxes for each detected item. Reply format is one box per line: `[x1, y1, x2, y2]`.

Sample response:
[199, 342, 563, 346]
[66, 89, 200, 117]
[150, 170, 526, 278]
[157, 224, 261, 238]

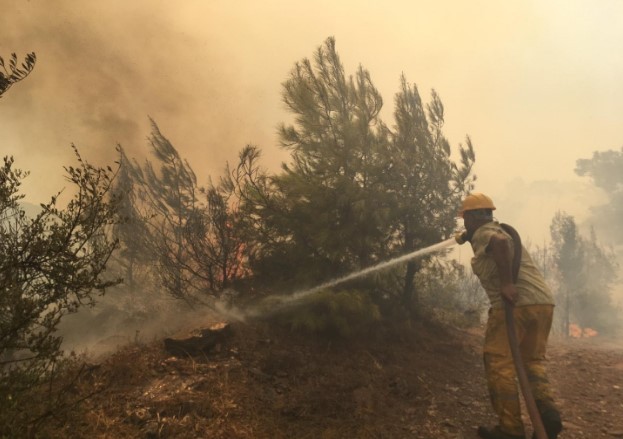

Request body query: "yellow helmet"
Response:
[458, 192, 496, 218]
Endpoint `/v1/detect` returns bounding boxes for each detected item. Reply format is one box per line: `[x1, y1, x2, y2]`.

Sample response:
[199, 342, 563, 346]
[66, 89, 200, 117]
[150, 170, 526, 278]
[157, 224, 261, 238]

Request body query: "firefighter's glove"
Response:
[454, 231, 468, 245]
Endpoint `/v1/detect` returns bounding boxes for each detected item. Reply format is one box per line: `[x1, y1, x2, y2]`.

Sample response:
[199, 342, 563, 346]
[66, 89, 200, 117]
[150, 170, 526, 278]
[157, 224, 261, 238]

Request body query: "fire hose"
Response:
[499, 224, 547, 439]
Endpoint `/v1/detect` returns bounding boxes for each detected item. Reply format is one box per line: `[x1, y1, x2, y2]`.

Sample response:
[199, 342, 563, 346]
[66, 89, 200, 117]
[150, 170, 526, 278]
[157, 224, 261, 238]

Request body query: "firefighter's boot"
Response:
[532, 408, 562, 439]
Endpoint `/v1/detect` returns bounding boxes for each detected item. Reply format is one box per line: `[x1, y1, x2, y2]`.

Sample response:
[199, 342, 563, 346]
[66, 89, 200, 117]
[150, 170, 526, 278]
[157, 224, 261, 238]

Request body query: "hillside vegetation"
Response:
[36, 318, 623, 439]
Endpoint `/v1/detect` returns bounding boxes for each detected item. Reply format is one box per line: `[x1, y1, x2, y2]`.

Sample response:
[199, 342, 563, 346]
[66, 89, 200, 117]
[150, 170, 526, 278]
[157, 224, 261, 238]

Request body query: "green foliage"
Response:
[272, 37, 389, 274]
[387, 77, 476, 246]
[0, 147, 120, 435]
[271, 289, 381, 338]
[0, 351, 90, 438]
[243, 37, 476, 313]
[576, 148, 623, 192]
[574, 228, 619, 333]
[113, 122, 257, 305]
[0, 52, 36, 98]
[386, 76, 475, 311]
[109, 145, 155, 289]
[571, 148, 623, 333]
[575, 147, 623, 244]
[129, 120, 200, 302]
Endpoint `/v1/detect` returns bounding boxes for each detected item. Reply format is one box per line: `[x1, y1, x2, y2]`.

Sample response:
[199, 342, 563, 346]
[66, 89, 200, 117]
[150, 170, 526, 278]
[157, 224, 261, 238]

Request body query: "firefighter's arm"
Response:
[487, 233, 518, 304]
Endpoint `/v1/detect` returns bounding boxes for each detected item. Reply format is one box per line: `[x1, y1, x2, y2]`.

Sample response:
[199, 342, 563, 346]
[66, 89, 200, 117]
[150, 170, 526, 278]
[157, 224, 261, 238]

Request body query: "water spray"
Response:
[217, 237, 457, 321]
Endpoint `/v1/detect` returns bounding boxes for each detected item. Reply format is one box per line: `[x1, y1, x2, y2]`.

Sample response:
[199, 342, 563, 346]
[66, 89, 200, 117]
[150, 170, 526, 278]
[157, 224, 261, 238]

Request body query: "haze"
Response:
[2, 0, 623, 246]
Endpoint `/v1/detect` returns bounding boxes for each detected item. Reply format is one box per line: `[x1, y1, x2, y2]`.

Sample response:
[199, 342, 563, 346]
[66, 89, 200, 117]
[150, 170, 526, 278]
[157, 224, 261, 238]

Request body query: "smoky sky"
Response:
[2, 0, 623, 252]
[1, 0, 287, 202]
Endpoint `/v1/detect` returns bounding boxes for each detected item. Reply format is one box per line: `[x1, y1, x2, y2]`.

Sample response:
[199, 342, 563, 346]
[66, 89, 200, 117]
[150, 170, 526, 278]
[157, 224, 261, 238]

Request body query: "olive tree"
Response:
[0, 52, 36, 98]
[0, 146, 120, 434]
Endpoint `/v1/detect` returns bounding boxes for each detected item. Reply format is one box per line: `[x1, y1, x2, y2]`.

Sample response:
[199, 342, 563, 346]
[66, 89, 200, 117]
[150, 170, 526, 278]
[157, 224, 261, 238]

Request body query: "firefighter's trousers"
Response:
[483, 304, 558, 436]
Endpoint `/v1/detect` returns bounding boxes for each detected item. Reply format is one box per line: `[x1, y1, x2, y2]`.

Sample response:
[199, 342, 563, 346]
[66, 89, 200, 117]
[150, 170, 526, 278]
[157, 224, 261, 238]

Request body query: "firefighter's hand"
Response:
[501, 283, 518, 304]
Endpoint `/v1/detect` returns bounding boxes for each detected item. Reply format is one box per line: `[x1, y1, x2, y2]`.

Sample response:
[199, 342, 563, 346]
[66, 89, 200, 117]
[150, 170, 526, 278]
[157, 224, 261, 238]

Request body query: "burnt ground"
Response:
[41, 319, 623, 439]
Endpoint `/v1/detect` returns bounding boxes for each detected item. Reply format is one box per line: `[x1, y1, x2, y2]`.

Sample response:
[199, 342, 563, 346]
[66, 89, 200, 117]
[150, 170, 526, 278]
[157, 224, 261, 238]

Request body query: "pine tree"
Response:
[262, 37, 388, 288]
[246, 37, 476, 317]
[550, 211, 582, 336]
[575, 148, 623, 243]
[575, 227, 618, 333]
[386, 75, 475, 312]
[131, 120, 199, 303]
[109, 145, 155, 289]
[549, 212, 619, 335]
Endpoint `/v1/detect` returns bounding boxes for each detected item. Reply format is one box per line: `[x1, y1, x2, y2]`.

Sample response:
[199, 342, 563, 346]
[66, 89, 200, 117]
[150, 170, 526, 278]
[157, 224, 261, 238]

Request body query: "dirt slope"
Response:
[45, 320, 623, 438]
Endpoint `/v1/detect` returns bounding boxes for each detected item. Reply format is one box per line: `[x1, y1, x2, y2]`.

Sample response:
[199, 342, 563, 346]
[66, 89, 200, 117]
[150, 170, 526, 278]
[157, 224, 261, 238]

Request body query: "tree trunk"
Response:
[402, 260, 417, 316]
[564, 288, 571, 338]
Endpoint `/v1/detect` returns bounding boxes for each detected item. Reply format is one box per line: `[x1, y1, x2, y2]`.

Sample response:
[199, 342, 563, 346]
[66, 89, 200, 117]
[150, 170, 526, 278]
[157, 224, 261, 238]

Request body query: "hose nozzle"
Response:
[454, 230, 468, 245]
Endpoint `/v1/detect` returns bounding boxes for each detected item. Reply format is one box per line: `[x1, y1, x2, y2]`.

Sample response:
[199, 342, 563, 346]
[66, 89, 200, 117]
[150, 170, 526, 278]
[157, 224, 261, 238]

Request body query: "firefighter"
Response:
[455, 193, 562, 439]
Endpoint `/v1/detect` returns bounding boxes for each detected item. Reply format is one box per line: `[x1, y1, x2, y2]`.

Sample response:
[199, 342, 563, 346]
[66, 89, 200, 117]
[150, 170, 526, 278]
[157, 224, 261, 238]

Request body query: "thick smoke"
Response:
[0, 1, 283, 203]
[4, 1, 623, 349]
[2, 1, 284, 356]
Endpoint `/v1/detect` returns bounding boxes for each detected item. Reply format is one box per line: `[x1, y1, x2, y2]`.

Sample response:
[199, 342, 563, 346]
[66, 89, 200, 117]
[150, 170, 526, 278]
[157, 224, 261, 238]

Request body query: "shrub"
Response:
[269, 289, 381, 338]
[0, 148, 120, 435]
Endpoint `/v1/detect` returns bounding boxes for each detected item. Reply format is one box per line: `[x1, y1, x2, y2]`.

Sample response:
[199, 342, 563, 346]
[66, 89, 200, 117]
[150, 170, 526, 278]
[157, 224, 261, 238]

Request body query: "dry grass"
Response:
[29, 319, 623, 439]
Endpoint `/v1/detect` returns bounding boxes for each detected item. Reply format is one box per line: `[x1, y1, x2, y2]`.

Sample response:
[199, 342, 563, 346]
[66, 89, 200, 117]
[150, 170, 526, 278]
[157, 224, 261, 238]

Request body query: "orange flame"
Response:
[569, 323, 598, 338]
